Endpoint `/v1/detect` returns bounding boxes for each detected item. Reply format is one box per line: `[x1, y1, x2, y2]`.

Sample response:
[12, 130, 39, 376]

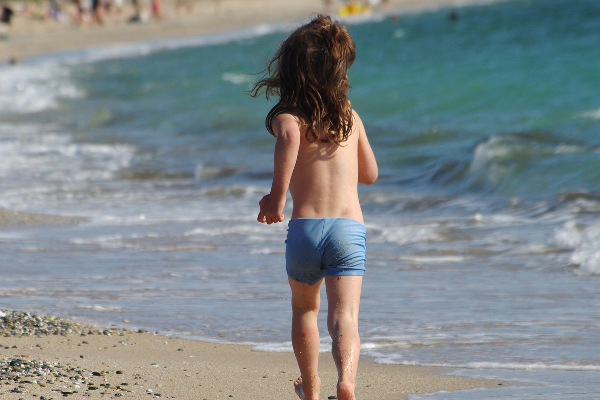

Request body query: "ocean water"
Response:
[1, 0, 599, 398]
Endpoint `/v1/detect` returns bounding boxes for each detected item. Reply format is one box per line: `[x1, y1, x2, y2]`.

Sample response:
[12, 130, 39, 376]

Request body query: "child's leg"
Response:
[325, 275, 363, 400]
[288, 276, 323, 400]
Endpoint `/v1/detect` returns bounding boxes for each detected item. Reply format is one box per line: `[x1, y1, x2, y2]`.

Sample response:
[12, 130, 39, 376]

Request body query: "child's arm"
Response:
[354, 111, 378, 185]
[257, 114, 301, 224]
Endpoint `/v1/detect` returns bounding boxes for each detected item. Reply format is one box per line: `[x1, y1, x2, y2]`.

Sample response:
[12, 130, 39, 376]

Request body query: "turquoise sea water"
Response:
[1, 0, 600, 398]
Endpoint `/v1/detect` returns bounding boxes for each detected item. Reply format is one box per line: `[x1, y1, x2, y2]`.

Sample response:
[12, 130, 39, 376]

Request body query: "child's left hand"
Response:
[257, 193, 285, 224]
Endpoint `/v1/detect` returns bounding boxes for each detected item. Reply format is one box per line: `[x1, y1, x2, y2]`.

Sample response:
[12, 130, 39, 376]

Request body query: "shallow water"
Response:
[1, 0, 599, 398]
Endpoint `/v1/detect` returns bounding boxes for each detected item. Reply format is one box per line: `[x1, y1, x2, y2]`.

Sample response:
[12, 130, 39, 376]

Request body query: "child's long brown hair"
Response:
[250, 15, 356, 146]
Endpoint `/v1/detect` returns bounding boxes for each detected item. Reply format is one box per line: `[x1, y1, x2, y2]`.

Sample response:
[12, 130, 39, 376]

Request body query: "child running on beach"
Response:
[252, 15, 378, 400]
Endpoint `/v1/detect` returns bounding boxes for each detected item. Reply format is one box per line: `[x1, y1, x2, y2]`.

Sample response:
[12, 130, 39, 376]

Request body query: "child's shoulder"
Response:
[271, 110, 306, 136]
[272, 111, 301, 123]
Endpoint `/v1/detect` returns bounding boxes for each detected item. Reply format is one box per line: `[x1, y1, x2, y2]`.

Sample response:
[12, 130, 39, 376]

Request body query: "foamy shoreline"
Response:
[0, 310, 501, 399]
[0, 0, 503, 64]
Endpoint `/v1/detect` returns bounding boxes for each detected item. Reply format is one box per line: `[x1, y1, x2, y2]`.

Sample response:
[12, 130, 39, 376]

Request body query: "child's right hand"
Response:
[257, 193, 285, 224]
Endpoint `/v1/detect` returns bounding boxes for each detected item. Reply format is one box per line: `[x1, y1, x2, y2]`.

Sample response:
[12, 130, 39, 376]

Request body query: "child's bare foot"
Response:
[294, 377, 306, 400]
[294, 376, 321, 400]
[337, 379, 356, 400]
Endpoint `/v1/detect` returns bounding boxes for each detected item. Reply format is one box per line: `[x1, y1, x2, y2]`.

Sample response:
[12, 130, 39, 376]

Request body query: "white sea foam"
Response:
[250, 248, 278, 255]
[460, 362, 600, 371]
[578, 108, 600, 120]
[470, 212, 531, 225]
[70, 234, 124, 245]
[0, 126, 134, 182]
[252, 341, 393, 353]
[512, 244, 560, 255]
[554, 221, 600, 275]
[397, 255, 466, 263]
[184, 223, 279, 237]
[222, 72, 253, 85]
[252, 342, 293, 352]
[0, 123, 135, 211]
[372, 223, 443, 245]
[393, 28, 406, 38]
[373, 356, 600, 371]
[78, 305, 124, 312]
[469, 137, 515, 185]
[553, 144, 586, 154]
[0, 62, 84, 114]
[468, 135, 587, 188]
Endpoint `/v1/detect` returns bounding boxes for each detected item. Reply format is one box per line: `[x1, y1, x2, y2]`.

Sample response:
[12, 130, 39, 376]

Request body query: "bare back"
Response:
[258, 108, 376, 226]
[284, 111, 365, 224]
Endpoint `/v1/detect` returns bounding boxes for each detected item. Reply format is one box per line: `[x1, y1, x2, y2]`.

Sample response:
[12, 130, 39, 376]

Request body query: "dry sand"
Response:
[0, 0, 495, 64]
[0, 313, 503, 399]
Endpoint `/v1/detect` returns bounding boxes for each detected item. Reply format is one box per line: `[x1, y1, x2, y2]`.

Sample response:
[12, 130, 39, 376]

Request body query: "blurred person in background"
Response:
[152, 0, 161, 20]
[1, 2, 14, 25]
[91, 0, 103, 24]
[0, 1, 13, 39]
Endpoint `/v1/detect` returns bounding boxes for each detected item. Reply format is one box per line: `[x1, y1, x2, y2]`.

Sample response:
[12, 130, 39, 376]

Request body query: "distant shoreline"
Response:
[0, 0, 507, 64]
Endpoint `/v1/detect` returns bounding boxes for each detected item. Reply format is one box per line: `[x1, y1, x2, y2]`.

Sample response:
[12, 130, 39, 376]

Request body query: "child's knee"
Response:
[292, 300, 320, 314]
[327, 314, 358, 335]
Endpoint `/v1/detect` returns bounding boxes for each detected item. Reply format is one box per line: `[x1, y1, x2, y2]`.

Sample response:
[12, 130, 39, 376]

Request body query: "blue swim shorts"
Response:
[285, 218, 366, 286]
